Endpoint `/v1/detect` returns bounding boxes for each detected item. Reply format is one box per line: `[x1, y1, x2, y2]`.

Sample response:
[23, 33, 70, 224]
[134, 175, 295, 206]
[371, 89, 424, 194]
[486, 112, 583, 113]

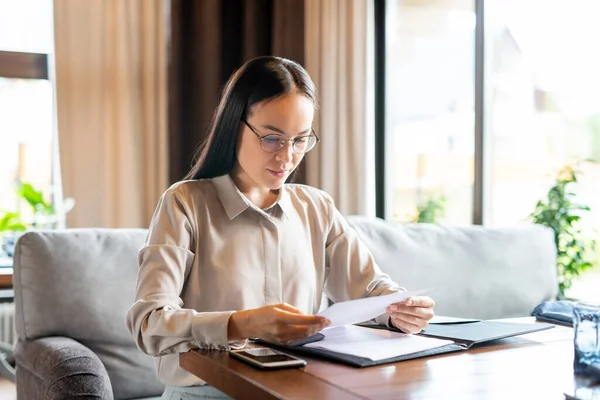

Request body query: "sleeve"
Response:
[322, 194, 405, 326]
[125, 187, 236, 357]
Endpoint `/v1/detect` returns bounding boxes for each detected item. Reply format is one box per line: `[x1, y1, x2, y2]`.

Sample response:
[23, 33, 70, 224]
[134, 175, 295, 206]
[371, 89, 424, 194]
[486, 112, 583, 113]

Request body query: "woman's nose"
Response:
[276, 141, 294, 162]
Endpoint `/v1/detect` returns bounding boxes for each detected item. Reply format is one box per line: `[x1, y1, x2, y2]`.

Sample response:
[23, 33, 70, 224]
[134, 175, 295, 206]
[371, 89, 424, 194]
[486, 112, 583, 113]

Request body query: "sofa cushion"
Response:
[346, 216, 558, 319]
[13, 229, 164, 399]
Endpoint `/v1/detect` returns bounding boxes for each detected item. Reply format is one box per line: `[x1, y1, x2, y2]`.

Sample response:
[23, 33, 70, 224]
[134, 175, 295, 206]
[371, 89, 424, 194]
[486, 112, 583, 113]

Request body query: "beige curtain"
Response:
[53, 0, 168, 228]
[304, 0, 375, 216]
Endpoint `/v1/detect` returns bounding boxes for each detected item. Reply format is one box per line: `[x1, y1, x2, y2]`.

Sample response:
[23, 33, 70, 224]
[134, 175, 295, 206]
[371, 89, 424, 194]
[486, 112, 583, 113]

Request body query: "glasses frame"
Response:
[242, 120, 320, 154]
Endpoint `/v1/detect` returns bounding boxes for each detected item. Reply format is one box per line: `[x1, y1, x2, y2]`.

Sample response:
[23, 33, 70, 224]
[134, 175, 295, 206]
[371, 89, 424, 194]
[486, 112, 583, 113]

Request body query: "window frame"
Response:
[0, 49, 57, 221]
[374, 0, 486, 224]
[0, 51, 48, 80]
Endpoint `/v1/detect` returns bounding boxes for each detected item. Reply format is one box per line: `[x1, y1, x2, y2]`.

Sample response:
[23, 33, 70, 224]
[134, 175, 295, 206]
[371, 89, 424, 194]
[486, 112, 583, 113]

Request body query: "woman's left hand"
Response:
[386, 296, 435, 334]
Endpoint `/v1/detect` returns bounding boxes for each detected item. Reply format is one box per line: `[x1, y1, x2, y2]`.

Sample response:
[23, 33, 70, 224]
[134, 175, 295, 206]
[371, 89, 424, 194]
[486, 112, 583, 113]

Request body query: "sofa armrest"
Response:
[14, 336, 113, 400]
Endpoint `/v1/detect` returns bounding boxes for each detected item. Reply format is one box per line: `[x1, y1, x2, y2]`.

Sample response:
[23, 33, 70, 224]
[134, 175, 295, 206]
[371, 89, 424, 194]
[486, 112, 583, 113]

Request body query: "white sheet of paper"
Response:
[317, 288, 432, 327]
[429, 315, 481, 324]
[304, 325, 454, 361]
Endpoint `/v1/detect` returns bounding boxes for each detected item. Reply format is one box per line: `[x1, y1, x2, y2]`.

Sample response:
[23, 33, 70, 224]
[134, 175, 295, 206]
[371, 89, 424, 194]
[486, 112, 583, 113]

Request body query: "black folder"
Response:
[253, 321, 554, 368]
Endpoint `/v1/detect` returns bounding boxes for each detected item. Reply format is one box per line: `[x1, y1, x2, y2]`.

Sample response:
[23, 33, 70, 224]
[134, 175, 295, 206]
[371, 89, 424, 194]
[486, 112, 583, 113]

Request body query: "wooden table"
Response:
[180, 318, 600, 399]
[0, 257, 12, 288]
[0, 268, 12, 288]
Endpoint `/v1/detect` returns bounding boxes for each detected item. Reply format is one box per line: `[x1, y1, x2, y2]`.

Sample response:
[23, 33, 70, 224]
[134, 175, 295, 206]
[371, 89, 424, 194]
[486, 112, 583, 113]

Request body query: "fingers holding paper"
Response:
[228, 303, 331, 344]
[386, 296, 435, 334]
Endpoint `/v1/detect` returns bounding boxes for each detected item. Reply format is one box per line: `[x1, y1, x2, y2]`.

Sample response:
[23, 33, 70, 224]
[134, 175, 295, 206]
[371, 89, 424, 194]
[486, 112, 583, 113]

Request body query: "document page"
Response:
[317, 289, 431, 327]
[429, 316, 481, 324]
[304, 325, 454, 361]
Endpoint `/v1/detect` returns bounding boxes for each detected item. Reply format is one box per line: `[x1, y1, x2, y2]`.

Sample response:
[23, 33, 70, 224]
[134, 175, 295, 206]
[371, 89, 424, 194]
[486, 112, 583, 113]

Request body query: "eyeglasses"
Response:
[242, 120, 320, 154]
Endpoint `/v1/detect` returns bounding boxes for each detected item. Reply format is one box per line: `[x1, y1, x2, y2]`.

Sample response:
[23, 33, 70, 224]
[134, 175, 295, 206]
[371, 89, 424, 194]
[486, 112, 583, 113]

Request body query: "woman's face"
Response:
[234, 94, 315, 192]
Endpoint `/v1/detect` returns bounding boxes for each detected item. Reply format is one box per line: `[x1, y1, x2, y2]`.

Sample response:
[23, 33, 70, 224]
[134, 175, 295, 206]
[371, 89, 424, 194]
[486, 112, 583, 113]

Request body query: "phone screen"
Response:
[239, 348, 295, 363]
[231, 348, 306, 369]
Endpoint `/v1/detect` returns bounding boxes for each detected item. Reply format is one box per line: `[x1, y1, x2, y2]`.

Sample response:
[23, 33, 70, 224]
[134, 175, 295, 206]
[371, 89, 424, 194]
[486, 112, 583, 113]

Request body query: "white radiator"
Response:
[0, 302, 15, 346]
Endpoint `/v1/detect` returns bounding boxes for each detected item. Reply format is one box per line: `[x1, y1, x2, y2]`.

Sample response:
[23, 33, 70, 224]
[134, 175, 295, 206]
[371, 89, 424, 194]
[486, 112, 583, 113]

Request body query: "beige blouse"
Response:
[126, 174, 402, 386]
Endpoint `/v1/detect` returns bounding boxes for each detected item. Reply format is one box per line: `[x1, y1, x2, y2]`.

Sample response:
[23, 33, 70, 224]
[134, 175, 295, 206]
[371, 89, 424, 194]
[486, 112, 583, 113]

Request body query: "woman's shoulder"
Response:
[161, 179, 216, 203]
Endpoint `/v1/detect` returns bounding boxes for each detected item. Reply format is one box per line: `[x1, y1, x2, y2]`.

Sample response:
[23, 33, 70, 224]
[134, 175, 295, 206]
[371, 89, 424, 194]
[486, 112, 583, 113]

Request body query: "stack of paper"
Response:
[309, 289, 453, 361]
[304, 325, 454, 361]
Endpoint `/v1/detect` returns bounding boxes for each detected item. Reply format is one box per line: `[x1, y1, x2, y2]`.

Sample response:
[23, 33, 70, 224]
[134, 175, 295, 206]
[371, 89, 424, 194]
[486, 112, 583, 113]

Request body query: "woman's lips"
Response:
[268, 169, 287, 178]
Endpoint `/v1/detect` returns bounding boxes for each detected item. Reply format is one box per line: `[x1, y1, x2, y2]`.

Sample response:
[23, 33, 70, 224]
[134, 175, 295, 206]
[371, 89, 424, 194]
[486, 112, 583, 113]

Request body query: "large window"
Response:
[383, 0, 475, 225]
[0, 0, 54, 227]
[485, 0, 600, 229]
[379, 0, 599, 301]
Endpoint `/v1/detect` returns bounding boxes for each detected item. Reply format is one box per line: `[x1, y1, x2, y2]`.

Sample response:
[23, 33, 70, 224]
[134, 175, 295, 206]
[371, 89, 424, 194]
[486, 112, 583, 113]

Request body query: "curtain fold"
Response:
[53, 0, 168, 228]
[304, 0, 375, 216]
[168, 0, 306, 183]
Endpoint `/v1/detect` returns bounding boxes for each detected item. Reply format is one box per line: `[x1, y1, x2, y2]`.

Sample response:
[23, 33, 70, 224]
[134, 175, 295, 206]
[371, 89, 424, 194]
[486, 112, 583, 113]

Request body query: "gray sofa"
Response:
[346, 216, 558, 319]
[13, 229, 163, 400]
[10, 217, 558, 399]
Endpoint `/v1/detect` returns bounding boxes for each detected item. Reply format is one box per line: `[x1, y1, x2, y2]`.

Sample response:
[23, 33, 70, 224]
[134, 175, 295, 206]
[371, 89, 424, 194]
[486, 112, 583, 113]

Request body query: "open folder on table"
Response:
[255, 320, 554, 367]
[254, 290, 555, 368]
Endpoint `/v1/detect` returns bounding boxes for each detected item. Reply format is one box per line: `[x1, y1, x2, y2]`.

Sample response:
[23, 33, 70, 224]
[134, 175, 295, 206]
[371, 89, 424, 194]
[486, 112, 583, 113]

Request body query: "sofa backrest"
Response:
[13, 229, 164, 399]
[346, 216, 558, 319]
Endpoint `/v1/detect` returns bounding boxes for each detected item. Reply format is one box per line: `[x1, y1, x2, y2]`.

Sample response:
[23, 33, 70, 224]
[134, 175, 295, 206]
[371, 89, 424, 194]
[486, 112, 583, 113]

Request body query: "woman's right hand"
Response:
[228, 303, 331, 344]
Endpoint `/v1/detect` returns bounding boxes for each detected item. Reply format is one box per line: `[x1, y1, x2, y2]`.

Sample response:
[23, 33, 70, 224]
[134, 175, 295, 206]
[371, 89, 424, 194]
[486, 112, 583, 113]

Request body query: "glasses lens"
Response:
[261, 135, 284, 152]
[293, 136, 317, 153]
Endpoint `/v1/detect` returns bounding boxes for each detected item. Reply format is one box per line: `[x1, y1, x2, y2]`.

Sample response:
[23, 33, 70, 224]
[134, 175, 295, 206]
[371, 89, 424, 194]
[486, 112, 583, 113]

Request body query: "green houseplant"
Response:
[16, 182, 55, 228]
[529, 166, 598, 298]
[415, 195, 446, 224]
[0, 211, 26, 234]
[1, 181, 73, 257]
[0, 211, 27, 258]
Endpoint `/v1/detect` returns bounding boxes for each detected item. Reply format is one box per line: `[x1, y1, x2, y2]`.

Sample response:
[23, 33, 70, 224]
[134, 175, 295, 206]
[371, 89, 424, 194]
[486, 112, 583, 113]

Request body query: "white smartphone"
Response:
[230, 347, 307, 370]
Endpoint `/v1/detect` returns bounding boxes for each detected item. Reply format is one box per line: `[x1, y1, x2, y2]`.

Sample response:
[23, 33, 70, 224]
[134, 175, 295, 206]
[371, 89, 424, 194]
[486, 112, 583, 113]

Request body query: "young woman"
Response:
[127, 56, 435, 399]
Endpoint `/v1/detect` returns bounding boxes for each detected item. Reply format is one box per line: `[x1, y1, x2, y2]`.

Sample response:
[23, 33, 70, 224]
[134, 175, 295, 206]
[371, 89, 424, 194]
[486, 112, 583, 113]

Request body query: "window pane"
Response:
[385, 0, 475, 225]
[0, 78, 53, 223]
[486, 0, 600, 229]
[0, 0, 54, 53]
[486, 0, 600, 302]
